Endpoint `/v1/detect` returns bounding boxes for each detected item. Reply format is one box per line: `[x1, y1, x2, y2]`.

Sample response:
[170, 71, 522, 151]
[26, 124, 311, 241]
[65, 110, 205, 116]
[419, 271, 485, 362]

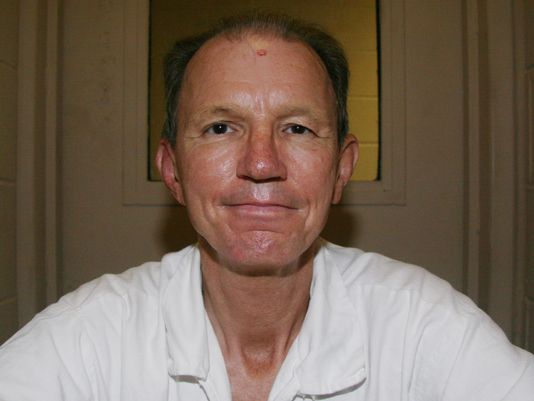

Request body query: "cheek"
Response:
[180, 144, 237, 200]
[287, 145, 338, 198]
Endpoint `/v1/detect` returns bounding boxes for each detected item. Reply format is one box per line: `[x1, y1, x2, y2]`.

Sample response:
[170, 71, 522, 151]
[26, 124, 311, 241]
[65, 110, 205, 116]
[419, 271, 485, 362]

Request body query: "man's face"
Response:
[158, 34, 357, 274]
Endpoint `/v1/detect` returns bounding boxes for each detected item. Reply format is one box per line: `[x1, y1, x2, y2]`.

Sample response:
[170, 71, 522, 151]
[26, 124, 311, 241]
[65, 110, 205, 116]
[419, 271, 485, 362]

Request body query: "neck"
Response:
[199, 240, 315, 372]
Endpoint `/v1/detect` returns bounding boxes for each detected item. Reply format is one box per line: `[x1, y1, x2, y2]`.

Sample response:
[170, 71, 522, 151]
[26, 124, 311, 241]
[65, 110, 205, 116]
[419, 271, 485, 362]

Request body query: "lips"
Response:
[220, 185, 301, 210]
[230, 200, 294, 208]
[228, 202, 294, 215]
[221, 195, 300, 223]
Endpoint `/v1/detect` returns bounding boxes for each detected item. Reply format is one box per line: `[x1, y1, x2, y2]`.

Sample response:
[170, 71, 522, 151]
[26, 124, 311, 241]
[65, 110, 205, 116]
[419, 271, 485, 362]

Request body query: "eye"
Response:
[285, 124, 312, 135]
[206, 123, 234, 135]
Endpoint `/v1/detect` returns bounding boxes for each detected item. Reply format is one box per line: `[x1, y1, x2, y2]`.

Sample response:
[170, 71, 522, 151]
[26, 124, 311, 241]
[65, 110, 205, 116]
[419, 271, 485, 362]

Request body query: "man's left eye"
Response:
[286, 124, 311, 135]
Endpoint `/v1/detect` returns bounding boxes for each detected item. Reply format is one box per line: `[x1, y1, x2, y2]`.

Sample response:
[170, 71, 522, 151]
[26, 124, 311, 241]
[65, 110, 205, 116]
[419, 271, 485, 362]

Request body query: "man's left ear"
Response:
[332, 134, 359, 204]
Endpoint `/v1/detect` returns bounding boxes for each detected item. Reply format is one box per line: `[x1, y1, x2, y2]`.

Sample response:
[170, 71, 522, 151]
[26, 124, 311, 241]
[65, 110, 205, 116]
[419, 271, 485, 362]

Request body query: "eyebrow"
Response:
[180, 105, 238, 130]
[277, 106, 319, 119]
[188, 103, 331, 128]
[192, 105, 243, 122]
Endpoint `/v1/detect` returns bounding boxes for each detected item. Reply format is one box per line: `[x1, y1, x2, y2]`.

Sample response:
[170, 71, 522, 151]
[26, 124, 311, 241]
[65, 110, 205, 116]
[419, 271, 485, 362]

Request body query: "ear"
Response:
[332, 134, 359, 204]
[156, 139, 186, 205]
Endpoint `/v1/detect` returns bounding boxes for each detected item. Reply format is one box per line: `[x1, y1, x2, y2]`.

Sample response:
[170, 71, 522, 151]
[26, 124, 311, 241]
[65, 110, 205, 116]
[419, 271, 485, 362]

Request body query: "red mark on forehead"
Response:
[256, 49, 267, 56]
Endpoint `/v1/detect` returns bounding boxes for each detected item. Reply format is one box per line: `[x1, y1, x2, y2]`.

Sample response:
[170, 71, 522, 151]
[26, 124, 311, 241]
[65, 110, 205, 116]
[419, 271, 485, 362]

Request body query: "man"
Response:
[0, 13, 533, 401]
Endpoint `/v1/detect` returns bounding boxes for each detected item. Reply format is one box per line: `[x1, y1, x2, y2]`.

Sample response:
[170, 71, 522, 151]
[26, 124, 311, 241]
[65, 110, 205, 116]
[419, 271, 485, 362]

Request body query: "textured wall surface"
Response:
[525, 0, 534, 352]
[0, 0, 19, 344]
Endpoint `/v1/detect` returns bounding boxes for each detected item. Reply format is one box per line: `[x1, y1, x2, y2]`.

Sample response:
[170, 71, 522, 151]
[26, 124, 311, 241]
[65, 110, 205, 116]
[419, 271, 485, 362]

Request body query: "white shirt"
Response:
[0, 242, 533, 400]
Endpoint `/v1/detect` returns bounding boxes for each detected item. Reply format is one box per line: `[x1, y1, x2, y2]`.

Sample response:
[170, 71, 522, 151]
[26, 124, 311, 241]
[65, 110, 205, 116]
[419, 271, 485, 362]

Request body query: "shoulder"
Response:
[4, 245, 198, 345]
[0, 246, 199, 399]
[320, 242, 501, 367]
[323, 241, 477, 315]
[321, 242, 534, 399]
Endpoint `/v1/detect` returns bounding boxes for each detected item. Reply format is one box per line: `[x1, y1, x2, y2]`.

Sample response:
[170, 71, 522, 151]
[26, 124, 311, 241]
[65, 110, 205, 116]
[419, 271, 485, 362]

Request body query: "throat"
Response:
[218, 323, 299, 380]
[224, 345, 283, 401]
[238, 343, 282, 377]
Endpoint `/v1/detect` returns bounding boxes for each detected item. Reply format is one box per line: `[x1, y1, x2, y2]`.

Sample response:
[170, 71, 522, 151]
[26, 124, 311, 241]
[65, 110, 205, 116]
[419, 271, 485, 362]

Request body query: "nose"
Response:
[236, 128, 287, 182]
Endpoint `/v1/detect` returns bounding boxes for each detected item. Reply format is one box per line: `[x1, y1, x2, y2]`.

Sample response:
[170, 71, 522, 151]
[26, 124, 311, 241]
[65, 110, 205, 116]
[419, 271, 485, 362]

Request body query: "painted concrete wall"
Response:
[0, 0, 19, 343]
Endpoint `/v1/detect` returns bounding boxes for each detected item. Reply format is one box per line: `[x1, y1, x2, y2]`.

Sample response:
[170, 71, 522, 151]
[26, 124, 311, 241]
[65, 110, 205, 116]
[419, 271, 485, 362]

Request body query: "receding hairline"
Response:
[182, 27, 331, 74]
[178, 30, 337, 114]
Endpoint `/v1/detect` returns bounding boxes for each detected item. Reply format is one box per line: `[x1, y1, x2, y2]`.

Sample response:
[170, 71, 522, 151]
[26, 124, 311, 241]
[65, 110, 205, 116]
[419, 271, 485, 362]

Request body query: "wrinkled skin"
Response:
[157, 34, 358, 276]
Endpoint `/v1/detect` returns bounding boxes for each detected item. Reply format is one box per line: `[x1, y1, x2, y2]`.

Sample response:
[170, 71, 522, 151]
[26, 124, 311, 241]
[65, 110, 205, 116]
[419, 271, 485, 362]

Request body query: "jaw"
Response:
[197, 231, 321, 278]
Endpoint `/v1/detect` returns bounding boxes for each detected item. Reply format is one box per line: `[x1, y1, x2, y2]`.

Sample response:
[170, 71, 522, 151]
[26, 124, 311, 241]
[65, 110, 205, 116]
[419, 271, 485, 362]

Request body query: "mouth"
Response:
[233, 200, 294, 208]
[220, 186, 302, 215]
[227, 202, 295, 212]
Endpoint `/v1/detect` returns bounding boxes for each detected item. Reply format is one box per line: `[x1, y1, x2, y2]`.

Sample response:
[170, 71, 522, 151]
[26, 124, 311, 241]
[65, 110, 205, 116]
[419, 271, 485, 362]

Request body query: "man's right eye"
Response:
[206, 123, 233, 135]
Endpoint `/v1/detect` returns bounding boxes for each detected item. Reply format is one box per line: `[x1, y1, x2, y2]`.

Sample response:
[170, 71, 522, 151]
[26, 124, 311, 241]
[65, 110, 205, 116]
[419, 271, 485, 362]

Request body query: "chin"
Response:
[219, 233, 318, 277]
[199, 231, 318, 277]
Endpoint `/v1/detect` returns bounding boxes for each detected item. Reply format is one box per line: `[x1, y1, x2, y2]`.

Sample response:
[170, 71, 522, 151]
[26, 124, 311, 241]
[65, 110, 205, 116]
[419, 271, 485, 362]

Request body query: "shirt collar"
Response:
[161, 245, 211, 379]
[160, 242, 367, 396]
[290, 242, 367, 396]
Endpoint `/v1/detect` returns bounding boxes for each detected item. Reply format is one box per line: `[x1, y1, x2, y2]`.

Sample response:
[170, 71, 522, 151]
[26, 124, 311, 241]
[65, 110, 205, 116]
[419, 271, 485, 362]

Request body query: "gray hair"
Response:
[162, 12, 349, 146]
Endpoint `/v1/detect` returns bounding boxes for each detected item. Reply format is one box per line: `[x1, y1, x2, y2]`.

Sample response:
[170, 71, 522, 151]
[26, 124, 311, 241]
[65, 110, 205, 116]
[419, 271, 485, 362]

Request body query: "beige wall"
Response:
[524, 0, 534, 352]
[0, 0, 19, 343]
[525, 0, 534, 293]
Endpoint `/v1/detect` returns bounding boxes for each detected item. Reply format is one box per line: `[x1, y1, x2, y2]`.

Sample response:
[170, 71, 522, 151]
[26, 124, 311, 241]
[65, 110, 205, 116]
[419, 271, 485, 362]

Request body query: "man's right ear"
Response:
[155, 139, 186, 205]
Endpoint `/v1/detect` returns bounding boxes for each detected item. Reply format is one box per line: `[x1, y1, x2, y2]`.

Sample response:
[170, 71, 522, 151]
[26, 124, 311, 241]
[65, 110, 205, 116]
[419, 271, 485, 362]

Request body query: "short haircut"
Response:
[161, 12, 349, 146]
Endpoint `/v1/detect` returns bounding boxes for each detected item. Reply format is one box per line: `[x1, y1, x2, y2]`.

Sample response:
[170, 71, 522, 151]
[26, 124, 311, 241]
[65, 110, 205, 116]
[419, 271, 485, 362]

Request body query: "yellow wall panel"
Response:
[352, 143, 378, 181]
[347, 97, 379, 144]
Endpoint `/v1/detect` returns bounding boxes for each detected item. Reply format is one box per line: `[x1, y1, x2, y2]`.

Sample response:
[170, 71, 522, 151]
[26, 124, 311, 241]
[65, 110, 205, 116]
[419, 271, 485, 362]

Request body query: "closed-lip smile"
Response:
[224, 201, 298, 217]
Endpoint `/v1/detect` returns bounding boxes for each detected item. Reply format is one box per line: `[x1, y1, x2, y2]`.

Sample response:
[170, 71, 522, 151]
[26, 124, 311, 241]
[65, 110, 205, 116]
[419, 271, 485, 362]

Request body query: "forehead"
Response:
[188, 32, 329, 79]
[178, 33, 335, 116]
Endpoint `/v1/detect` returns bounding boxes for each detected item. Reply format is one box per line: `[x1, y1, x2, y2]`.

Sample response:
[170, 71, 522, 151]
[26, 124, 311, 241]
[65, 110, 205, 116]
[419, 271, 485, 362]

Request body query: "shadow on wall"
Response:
[321, 206, 359, 247]
[156, 204, 359, 253]
[157, 206, 197, 253]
